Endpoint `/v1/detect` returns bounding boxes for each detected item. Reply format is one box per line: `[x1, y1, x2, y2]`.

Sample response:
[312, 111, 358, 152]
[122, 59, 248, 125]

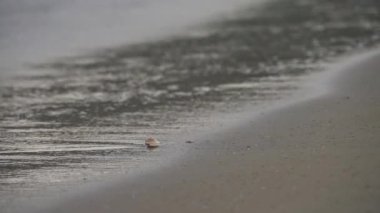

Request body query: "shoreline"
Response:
[2, 0, 379, 211]
[2, 1, 380, 210]
[35, 49, 380, 212]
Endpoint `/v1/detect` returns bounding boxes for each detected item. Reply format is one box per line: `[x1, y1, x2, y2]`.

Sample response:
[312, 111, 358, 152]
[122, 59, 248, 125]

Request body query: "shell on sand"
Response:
[145, 137, 160, 148]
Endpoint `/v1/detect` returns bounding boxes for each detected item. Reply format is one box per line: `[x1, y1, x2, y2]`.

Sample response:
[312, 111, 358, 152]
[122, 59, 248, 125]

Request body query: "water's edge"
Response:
[1, 0, 380, 212]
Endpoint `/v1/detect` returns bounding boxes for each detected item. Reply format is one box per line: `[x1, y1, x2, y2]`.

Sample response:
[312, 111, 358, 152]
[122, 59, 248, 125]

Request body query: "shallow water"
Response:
[0, 0, 380, 211]
[0, 0, 253, 75]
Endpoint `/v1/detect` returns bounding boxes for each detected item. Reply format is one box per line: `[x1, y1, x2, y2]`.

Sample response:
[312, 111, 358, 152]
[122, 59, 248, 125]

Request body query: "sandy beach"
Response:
[35, 49, 380, 213]
[1, 0, 379, 212]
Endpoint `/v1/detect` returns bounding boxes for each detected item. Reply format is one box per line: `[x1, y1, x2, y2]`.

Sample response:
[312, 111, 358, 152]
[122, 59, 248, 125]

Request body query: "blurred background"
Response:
[0, 0, 379, 211]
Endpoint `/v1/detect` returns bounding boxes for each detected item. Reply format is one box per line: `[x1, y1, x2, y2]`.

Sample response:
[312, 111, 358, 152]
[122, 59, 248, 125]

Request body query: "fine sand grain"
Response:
[40, 51, 380, 213]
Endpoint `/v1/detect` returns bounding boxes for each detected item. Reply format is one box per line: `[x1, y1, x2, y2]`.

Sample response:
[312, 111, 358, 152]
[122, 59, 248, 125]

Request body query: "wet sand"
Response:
[2, 1, 380, 210]
[37, 49, 380, 213]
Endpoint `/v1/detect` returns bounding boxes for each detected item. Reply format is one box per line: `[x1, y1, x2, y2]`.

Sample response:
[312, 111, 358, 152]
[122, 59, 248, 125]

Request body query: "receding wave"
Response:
[0, 0, 379, 208]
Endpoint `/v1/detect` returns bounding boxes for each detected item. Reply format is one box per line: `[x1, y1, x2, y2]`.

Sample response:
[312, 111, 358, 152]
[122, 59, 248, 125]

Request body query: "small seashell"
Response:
[145, 137, 160, 148]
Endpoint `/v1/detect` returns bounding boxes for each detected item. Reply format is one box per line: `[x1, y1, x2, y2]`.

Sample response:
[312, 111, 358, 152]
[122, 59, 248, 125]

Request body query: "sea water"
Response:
[0, 0, 379, 211]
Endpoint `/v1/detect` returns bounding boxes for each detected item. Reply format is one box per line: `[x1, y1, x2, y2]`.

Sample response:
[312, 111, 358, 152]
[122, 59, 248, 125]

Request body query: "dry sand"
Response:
[39, 50, 380, 213]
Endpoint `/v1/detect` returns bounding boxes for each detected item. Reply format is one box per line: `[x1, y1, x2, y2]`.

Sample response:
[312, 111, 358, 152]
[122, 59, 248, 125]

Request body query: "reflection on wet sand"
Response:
[0, 0, 379, 207]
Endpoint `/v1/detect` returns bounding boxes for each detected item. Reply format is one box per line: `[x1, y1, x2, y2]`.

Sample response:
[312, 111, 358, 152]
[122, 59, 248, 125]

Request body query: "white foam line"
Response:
[305, 47, 380, 99]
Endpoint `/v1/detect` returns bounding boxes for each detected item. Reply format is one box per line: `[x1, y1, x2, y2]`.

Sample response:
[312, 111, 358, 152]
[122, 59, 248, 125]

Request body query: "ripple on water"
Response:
[0, 0, 380, 206]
